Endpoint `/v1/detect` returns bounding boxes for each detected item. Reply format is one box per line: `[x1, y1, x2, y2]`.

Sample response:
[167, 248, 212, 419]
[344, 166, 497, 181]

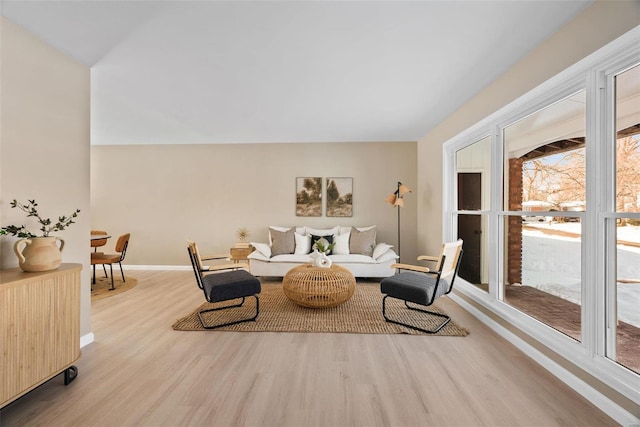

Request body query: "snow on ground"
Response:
[530, 222, 640, 250]
[522, 223, 640, 327]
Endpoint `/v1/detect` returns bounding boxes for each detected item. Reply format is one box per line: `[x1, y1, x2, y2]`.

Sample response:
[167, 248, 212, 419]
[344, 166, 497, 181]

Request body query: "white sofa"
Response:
[248, 225, 398, 278]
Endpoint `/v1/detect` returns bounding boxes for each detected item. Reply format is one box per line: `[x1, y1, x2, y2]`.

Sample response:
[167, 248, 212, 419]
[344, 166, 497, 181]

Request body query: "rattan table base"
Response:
[282, 264, 356, 308]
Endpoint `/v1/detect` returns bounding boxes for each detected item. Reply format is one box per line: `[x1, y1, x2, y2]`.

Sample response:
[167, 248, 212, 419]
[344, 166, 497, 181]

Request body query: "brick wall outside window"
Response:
[508, 158, 523, 284]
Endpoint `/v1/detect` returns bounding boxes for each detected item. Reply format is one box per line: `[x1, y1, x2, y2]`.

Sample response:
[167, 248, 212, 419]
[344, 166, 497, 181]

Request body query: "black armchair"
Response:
[380, 240, 463, 333]
[187, 241, 261, 329]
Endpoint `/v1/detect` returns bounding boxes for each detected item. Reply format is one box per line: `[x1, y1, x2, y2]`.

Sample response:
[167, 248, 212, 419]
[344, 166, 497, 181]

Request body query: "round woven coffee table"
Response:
[283, 264, 356, 308]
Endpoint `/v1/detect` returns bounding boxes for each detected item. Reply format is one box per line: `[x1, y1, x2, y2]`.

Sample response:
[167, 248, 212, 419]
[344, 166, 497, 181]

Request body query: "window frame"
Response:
[599, 61, 640, 366]
[443, 26, 640, 404]
[452, 134, 492, 287]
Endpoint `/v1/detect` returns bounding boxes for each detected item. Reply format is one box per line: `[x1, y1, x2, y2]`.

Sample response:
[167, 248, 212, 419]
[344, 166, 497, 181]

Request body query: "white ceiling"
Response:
[1, 0, 592, 145]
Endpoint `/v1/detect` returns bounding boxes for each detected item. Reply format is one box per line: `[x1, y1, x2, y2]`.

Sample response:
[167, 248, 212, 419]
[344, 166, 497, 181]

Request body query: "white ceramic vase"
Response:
[314, 251, 332, 268]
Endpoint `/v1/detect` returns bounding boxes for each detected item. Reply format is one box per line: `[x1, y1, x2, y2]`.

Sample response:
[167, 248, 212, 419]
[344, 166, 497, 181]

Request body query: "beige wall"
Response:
[417, 0, 640, 257]
[0, 18, 91, 336]
[91, 142, 417, 266]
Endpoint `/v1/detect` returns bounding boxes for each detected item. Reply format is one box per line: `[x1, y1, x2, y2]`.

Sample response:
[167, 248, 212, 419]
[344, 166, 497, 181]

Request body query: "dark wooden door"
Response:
[457, 173, 482, 284]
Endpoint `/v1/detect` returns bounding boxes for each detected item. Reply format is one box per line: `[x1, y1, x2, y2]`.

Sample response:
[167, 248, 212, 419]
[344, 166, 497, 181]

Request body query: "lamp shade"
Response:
[398, 184, 412, 196]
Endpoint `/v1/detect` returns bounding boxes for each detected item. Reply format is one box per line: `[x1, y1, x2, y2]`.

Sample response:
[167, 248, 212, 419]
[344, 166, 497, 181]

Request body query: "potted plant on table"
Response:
[1, 199, 80, 272]
[313, 238, 335, 254]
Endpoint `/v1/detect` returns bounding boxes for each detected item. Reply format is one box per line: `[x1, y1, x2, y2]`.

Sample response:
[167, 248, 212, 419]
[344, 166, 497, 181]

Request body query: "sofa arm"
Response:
[250, 242, 272, 258]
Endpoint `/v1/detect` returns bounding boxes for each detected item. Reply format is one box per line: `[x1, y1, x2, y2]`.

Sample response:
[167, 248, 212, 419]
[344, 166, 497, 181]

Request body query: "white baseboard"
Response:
[80, 332, 94, 348]
[449, 293, 640, 427]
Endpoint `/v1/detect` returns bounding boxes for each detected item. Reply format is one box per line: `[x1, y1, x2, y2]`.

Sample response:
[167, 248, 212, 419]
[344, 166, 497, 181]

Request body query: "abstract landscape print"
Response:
[296, 177, 322, 216]
[326, 177, 353, 217]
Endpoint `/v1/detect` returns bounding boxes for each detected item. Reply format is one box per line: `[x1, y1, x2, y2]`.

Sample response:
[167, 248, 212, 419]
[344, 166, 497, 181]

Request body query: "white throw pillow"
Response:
[375, 249, 398, 263]
[372, 243, 393, 260]
[251, 242, 272, 258]
[332, 231, 350, 255]
[294, 232, 312, 254]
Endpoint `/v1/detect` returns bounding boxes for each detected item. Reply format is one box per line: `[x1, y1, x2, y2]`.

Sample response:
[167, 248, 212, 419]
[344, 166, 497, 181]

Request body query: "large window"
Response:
[607, 64, 640, 372]
[502, 91, 586, 341]
[443, 28, 640, 405]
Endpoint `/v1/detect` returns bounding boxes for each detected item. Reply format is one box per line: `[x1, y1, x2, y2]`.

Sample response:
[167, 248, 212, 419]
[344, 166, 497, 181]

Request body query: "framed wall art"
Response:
[326, 177, 353, 217]
[296, 177, 322, 217]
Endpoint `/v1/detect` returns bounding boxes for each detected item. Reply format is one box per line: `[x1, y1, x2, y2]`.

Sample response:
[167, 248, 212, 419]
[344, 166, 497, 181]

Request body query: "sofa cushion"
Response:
[271, 227, 295, 255]
[250, 252, 398, 265]
[349, 226, 376, 256]
[329, 254, 378, 264]
[269, 254, 312, 263]
[248, 252, 312, 263]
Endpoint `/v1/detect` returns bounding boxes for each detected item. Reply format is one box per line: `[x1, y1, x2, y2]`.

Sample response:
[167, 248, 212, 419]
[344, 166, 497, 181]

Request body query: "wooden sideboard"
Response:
[0, 263, 81, 408]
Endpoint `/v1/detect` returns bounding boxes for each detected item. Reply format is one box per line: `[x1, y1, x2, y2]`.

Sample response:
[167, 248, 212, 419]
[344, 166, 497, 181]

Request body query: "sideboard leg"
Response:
[64, 365, 78, 385]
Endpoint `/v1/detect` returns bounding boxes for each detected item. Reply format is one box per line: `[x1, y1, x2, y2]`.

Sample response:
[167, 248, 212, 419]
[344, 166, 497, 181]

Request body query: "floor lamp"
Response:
[385, 182, 412, 262]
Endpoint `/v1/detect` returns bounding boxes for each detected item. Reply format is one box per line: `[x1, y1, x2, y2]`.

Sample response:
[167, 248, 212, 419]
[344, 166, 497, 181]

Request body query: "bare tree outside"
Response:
[523, 149, 585, 206]
[616, 136, 640, 213]
[522, 135, 640, 215]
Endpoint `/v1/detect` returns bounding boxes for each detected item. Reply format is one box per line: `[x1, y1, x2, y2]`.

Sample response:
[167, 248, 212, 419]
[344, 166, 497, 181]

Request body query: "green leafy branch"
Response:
[314, 239, 335, 254]
[0, 199, 80, 238]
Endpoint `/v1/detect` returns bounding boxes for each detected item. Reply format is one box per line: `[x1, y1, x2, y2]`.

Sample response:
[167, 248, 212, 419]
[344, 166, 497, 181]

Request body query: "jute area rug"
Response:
[91, 275, 138, 301]
[172, 283, 469, 336]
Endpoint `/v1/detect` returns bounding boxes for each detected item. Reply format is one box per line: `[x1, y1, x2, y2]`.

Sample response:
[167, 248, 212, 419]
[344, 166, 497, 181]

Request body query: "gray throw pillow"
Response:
[271, 227, 295, 256]
[349, 227, 376, 256]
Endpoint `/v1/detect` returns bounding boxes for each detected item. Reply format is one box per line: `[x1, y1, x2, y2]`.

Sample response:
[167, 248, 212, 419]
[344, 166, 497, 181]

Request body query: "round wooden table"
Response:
[283, 264, 356, 308]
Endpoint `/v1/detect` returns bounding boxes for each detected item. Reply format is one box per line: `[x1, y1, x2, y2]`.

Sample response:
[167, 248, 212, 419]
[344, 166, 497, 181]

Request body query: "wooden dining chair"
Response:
[91, 233, 130, 290]
[91, 230, 109, 282]
[90, 230, 108, 253]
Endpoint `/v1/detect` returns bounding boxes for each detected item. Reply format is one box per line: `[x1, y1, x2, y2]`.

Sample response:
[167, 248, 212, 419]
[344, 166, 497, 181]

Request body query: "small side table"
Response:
[230, 245, 254, 264]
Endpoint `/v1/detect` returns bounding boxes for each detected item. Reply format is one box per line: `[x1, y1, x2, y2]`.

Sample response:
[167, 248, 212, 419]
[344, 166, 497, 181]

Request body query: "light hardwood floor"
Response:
[0, 270, 617, 426]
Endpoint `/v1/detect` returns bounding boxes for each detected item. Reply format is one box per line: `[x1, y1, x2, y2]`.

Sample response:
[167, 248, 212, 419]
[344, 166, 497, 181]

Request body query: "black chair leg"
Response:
[198, 295, 259, 329]
[102, 264, 108, 278]
[108, 264, 115, 290]
[382, 295, 450, 334]
[92, 264, 96, 285]
[118, 261, 126, 282]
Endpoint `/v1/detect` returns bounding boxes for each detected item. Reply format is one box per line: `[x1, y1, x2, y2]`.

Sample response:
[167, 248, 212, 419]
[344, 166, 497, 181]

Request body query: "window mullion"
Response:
[585, 69, 606, 358]
[490, 125, 502, 300]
